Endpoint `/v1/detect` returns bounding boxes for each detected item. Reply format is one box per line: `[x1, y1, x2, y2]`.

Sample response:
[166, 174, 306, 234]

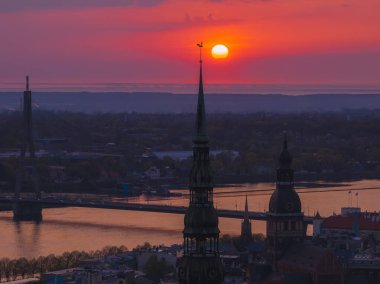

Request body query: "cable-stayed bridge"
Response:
[0, 196, 314, 224]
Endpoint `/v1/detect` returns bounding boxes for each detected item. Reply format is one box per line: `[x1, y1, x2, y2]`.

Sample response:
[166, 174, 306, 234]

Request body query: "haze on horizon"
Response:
[0, 0, 379, 86]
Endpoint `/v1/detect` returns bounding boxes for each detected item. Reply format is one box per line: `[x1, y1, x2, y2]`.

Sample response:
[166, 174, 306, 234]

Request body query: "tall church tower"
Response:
[266, 135, 305, 269]
[177, 43, 224, 284]
[241, 194, 253, 245]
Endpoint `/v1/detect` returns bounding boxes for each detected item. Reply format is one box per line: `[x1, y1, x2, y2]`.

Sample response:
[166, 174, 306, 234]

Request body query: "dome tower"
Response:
[266, 134, 306, 269]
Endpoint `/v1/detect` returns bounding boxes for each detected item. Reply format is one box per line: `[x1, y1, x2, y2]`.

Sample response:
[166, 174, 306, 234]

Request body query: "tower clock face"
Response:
[286, 202, 294, 211]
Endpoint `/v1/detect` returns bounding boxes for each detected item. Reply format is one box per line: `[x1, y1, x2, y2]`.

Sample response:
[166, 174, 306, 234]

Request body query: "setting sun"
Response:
[211, 44, 229, 59]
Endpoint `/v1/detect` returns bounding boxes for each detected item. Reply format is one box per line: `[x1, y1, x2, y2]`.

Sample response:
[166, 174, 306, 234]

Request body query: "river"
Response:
[1, 179, 380, 259]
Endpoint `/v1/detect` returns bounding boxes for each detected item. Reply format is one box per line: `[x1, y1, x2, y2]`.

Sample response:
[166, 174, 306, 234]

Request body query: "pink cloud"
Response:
[0, 0, 379, 85]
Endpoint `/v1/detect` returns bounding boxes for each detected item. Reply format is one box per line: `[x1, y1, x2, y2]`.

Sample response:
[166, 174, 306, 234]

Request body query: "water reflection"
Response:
[1, 179, 380, 259]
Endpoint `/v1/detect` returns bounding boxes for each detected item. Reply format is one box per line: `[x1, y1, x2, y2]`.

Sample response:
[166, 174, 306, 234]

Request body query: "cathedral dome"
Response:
[269, 134, 302, 214]
[269, 187, 301, 214]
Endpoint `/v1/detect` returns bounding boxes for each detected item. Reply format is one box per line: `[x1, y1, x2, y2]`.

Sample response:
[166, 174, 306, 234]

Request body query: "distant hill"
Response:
[1, 92, 380, 113]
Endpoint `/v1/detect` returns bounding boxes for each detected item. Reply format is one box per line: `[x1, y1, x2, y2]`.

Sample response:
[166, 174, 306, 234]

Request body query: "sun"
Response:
[211, 44, 229, 59]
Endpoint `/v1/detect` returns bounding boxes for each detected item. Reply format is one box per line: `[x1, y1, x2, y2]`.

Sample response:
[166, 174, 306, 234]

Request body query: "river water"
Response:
[1, 179, 380, 259]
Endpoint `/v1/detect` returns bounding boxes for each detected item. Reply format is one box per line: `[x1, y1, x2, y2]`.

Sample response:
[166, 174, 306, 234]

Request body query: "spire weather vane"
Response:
[197, 42, 203, 63]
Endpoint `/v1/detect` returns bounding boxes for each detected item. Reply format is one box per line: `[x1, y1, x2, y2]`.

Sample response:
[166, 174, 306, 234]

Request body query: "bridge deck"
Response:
[0, 197, 313, 224]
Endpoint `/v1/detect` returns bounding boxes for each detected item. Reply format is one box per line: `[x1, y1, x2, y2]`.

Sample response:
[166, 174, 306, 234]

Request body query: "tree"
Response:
[219, 234, 232, 244]
[136, 242, 152, 250]
[144, 255, 173, 283]
[253, 233, 265, 242]
[0, 258, 13, 282]
[28, 258, 39, 278]
[0, 245, 130, 281]
[14, 257, 29, 279]
[62, 252, 74, 269]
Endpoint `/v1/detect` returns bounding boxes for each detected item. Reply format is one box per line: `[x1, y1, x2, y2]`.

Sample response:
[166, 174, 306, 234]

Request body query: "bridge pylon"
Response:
[13, 76, 42, 221]
[13, 201, 42, 222]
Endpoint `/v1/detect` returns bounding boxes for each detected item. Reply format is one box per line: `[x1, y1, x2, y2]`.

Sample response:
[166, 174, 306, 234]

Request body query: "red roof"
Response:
[322, 214, 380, 231]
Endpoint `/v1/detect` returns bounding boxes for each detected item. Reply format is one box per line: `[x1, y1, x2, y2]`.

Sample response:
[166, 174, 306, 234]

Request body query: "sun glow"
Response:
[211, 44, 229, 59]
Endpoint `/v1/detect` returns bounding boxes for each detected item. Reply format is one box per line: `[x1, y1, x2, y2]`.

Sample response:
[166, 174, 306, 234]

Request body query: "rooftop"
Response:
[278, 244, 331, 271]
[322, 213, 380, 231]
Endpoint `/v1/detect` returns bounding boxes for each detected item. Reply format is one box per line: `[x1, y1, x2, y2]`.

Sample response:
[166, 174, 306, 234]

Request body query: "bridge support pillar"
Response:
[13, 202, 42, 222]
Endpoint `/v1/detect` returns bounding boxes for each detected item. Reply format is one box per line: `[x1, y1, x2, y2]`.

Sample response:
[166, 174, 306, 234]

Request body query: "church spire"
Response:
[241, 193, 252, 244]
[279, 132, 292, 169]
[178, 43, 224, 284]
[194, 42, 208, 142]
[189, 42, 212, 190]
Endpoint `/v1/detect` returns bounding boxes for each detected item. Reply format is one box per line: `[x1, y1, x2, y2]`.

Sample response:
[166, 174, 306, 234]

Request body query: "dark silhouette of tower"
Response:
[14, 76, 40, 197]
[241, 194, 253, 245]
[266, 134, 305, 270]
[177, 43, 224, 284]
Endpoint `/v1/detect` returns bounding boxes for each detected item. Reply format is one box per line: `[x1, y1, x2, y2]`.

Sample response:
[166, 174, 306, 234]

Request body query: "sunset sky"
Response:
[1, 0, 379, 85]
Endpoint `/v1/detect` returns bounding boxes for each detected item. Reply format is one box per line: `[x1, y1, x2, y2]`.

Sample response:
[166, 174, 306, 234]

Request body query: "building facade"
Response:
[319, 208, 380, 241]
[277, 244, 343, 284]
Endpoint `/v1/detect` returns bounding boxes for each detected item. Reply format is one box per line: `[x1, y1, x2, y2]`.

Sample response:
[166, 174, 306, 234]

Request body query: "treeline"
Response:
[0, 245, 127, 282]
[1, 110, 380, 190]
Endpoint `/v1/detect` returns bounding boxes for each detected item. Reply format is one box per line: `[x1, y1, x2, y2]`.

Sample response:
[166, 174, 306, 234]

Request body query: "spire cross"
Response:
[26, 76, 29, 91]
[197, 42, 203, 63]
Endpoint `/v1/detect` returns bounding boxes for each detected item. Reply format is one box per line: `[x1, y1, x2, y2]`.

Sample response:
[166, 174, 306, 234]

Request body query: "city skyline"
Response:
[1, 1, 380, 283]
